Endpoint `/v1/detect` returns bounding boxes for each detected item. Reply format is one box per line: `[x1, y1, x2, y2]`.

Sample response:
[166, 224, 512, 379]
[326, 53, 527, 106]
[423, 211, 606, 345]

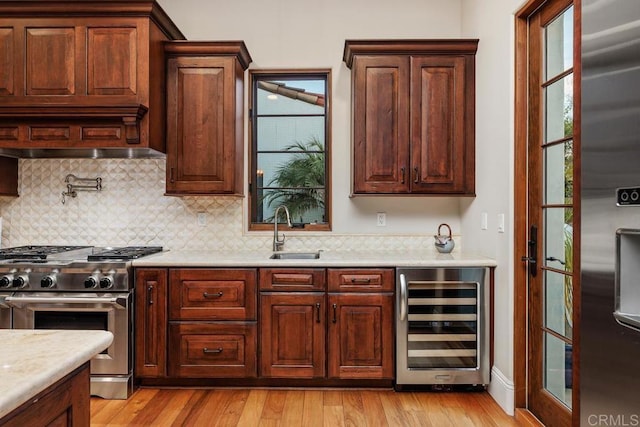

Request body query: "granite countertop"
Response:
[132, 249, 497, 268]
[0, 330, 113, 419]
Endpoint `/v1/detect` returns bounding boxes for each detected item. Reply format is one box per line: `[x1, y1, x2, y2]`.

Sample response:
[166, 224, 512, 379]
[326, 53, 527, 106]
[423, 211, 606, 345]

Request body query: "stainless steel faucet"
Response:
[273, 205, 292, 251]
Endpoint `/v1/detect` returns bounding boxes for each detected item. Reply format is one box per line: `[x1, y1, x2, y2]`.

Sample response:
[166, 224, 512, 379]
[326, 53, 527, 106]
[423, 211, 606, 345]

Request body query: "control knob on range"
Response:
[84, 276, 98, 289]
[41, 276, 56, 288]
[0, 275, 13, 288]
[12, 274, 29, 289]
[99, 276, 113, 289]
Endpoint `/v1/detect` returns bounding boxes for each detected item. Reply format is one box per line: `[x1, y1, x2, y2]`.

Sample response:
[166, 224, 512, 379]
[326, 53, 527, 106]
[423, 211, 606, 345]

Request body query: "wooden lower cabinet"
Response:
[135, 267, 395, 384]
[259, 292, 326, 378]
[0, 363, 90, 427]
[328, 293, 394, 379]
[168, 322, 257, 377]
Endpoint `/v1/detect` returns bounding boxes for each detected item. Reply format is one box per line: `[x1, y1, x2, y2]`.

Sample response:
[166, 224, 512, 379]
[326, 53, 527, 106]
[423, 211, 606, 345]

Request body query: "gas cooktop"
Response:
[0, 245, 163, 261]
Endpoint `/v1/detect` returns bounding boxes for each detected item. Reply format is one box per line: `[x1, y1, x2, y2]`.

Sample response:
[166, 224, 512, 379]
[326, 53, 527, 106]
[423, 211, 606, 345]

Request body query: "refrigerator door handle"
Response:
[613, 311, 640, 332]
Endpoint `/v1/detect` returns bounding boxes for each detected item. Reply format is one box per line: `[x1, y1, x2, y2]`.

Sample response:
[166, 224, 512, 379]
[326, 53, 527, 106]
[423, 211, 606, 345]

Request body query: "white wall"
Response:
[461, 0, 526, 415]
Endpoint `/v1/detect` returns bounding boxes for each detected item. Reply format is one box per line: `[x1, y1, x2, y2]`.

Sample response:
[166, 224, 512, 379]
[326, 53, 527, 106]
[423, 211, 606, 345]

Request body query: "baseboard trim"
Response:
[488, 366, 515, 415]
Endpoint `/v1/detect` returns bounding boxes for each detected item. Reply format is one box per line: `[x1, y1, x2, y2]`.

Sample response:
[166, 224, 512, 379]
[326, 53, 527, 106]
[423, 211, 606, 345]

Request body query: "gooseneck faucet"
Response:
[273, 205, 292, 251]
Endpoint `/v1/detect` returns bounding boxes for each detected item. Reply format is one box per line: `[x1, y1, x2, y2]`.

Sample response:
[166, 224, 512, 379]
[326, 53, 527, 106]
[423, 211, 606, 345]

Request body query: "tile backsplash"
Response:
[0, 159, 448, 252]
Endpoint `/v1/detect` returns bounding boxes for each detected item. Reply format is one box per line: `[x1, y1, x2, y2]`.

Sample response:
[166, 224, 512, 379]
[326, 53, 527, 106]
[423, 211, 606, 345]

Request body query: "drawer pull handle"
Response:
[350, 278, 371, 284]
[332, 303, 337, 323]
[203, 347, 223, 354]
[316, 302, 321, 323]
[147, 285, 154, 305]
[203, 291, 223, 298]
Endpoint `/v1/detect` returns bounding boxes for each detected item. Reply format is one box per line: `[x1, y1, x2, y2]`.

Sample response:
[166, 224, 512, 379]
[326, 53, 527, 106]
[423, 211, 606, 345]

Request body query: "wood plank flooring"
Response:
[90, 388, 521, 426]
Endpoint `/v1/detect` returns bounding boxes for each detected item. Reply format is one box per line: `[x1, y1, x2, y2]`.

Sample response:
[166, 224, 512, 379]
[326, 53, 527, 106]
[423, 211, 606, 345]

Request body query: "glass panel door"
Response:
[526, 1, 576, 425]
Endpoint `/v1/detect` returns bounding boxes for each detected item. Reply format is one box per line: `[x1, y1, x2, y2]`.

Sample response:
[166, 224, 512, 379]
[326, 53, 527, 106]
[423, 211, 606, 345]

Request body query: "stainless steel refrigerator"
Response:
[582, 1, 640, 424]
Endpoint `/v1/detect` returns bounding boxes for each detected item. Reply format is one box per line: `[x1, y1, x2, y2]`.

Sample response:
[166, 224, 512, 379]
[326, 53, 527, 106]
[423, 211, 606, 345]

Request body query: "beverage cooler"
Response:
[395, 267, 490, 389]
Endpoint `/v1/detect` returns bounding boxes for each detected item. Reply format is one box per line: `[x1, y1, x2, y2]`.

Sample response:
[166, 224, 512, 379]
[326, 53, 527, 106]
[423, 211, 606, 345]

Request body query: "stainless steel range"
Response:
[0, 245, 163, 399]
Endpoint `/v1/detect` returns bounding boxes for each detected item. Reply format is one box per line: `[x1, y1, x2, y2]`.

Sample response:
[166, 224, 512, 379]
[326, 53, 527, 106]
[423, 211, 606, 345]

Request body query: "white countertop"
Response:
[132, 249, 497, 268]
[0, 330, 113, 419]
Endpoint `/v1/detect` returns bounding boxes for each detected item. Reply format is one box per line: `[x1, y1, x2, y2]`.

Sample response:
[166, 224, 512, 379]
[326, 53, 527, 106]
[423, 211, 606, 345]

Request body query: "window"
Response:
[249, 70, 331, 231]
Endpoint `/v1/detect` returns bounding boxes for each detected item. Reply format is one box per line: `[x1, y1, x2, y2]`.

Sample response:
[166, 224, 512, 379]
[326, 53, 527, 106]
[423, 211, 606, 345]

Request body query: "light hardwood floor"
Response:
[90, 388, 521, 426]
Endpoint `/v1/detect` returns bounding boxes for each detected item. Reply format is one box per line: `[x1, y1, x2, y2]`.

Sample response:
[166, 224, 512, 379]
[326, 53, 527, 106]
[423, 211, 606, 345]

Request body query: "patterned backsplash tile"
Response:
[0, 159, 450, 252]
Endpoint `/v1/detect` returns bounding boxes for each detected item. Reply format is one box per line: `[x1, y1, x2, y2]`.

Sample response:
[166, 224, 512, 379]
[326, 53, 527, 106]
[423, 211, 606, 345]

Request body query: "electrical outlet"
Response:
[376, 212, 386, 227]
[197, 212, 207, 226]
[497, 213, 505, 233]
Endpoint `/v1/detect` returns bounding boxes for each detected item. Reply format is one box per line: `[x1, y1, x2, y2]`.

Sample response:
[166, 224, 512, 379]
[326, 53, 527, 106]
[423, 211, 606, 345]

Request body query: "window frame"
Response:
[248, 69, 332, 232]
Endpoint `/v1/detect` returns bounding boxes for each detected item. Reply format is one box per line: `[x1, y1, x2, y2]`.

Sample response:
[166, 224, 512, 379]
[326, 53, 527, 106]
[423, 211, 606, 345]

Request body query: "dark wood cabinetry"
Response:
[167, 268, 257, 378]
[327, 269, 394, 379]
[135, 268, 168, 378]
[164, 42, 252, 195]
[344, 39, 478, 195]
[0, 363, 90, 427]
[259, 268, 326, 378]
[0, 1, 184, 157]
[0, 156, 18, 196]
[259, 268, 394, 380]
[260, 292, 326, 378]
[135, 266, 394, 384]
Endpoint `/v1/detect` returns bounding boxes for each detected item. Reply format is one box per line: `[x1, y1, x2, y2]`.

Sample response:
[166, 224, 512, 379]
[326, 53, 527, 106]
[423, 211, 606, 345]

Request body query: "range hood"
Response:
[0, 104, 164, 159]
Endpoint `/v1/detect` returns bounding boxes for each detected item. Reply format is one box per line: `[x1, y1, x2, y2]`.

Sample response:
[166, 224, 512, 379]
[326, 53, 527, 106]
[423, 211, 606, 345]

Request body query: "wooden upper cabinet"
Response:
[0, 1, 185, 157]
[164, 42, 252, 195]
[344, 39, 478, 195]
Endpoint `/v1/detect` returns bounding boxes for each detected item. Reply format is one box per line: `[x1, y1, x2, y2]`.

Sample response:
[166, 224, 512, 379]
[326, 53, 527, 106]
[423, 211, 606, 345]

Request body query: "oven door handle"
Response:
[399, 273, 408, 321]
[4, 296, 128, 308]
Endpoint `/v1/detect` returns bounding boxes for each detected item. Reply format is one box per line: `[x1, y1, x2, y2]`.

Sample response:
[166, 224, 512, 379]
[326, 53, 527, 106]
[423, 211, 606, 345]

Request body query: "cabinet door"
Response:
[260, 292, 325, 378]
[328, 293, 394, 379]
[87, 26, 138, 96]
[169, 269, 257, 321]
[166, 56, 241, 195]
[410, 55, 473, 194]
[135, 268, 167, 378]
[352, 55, 410, 194]
[25, 27, 78, 96]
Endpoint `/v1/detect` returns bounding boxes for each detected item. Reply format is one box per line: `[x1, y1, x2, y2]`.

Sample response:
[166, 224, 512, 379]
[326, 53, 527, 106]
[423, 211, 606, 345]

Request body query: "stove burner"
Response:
[0, 245, 93, 260]
[88, 246, 163, 261]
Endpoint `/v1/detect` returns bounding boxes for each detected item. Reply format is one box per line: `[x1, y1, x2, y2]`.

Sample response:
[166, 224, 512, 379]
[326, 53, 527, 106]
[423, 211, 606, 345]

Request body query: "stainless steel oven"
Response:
[7, 291, 132, 397]
[0, 245, 163, 400]
[395, 267, 490, 389]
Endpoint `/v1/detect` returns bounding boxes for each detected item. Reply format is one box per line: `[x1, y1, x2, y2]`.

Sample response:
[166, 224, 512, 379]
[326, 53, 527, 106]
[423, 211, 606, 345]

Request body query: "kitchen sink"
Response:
[269, 252, 321, 260]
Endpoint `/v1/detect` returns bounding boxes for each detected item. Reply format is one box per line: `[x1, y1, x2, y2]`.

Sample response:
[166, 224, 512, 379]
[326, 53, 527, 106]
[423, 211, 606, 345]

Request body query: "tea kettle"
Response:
[434, 223, 455, 253]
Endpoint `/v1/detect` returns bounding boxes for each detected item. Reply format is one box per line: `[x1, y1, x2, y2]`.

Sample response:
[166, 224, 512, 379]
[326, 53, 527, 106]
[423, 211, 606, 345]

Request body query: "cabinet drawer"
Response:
[328, 269, 394, 292]
[168, 322, 257, 378]
[169, 269, 257, 320]
[259, 268, 326, 291]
